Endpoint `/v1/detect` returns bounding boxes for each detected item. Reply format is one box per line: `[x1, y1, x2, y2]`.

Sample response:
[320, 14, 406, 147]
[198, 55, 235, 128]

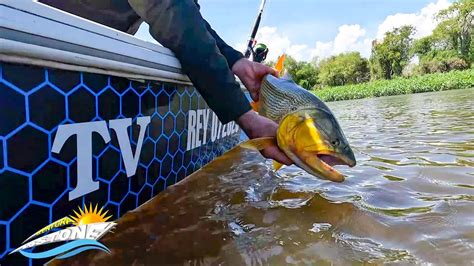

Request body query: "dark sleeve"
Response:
[202, 20, 245, 69]
[193, 0, 245, 69]
[128, 0, 251, 124]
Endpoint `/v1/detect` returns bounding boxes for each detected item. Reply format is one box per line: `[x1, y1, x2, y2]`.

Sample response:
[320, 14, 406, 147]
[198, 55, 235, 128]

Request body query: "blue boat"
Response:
[0, 1, 242, 264]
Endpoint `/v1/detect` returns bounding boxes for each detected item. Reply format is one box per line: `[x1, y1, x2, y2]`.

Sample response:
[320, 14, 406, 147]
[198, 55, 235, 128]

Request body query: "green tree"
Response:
[437, 0, 474, 62]
[370, 25, 415, 79]
[267, 56, 320, 90]
[412, 0, 473, 73]
[318, 52, 370, 87]
[294, 62, 320, 89]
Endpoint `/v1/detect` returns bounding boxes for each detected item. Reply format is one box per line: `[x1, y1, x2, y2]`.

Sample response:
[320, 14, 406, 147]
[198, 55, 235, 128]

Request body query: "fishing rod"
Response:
[244, 0, 269, 62]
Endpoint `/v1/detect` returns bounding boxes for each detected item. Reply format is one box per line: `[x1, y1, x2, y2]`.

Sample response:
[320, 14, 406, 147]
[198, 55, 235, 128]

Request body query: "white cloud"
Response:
[236, 26, 309, 61]
[309, 0, 451, 60]
[310, 24, 372, 59]
[286, 44, 309, 62]
[376, 0, 451, 39]
[135, 0, 452, 62]
[243, 25, 372, 61]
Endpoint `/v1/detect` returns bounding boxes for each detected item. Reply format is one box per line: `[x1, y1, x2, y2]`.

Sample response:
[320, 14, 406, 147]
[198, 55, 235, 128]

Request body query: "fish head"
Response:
[277, 107, 356, 182]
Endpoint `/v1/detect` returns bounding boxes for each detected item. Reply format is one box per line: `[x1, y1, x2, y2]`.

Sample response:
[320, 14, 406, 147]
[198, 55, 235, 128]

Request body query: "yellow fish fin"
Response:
[275, 54, 286, 77]
[273, 160, 284, 171]
[240, 137, 276, 151]
[250, 101, 260, 112]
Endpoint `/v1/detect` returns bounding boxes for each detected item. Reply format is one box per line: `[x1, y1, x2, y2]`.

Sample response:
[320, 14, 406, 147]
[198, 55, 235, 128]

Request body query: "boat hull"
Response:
[0, 62, 242, 264]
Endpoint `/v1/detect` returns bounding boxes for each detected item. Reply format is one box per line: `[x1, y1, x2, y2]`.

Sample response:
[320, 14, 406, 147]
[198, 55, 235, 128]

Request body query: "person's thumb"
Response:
[251, 91, 259, 101]
[269, 67, 279, 77]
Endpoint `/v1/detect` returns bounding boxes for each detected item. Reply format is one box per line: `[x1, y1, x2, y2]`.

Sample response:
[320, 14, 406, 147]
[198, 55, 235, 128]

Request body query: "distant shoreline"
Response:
[312, 69, 474, 102]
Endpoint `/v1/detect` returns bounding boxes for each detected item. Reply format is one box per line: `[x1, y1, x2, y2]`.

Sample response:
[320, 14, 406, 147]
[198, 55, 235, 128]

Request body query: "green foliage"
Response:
[284, 56, 320, 89]
[413, 0, 474, 74]
[313, 69, 474, 102]
[259, 0, 472, 98]
[415, 50, 469, 74]
[370, 26, 415, 80]
[412, 36, 434, 56]
[437, 0, 474, 62]
[267, 56, 319, 90]
[294, 62, 320, 89]
[318, 52, 370, 87]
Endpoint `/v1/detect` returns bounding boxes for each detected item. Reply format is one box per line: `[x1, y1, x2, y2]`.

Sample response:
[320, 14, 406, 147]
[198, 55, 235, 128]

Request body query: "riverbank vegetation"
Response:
[313, 69, 473, 102]
[267, 0, 473, 101]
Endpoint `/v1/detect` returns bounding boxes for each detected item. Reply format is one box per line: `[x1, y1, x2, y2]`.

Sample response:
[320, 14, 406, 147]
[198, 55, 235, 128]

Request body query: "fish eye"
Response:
[331, 139, 340, 146]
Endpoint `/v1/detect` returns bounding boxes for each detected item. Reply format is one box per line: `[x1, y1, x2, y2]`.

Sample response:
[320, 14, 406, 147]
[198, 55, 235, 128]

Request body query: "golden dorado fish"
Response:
[241, 56, 356, 182]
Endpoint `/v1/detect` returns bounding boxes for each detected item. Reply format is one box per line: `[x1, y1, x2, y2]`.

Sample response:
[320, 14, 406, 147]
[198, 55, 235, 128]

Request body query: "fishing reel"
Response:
[252, 43, 269, 63]
[246, 42, 269, 63]
[243, 0, 269, 63]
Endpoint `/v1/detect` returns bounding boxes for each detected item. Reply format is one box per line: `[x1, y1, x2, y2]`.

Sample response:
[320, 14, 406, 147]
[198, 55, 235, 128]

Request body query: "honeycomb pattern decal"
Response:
[0, 62, 241, 265]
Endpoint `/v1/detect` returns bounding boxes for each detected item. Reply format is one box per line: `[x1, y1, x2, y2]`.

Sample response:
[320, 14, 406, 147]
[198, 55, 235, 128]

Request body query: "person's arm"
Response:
[128, 0, 292, 165]
[203, 20, 245, 70]
[128, 0, 250, 124]
[192, 0, 245, 69]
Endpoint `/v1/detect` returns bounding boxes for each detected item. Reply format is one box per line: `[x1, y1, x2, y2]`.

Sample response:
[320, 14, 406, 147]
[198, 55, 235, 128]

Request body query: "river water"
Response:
[54, 89, 474, 265]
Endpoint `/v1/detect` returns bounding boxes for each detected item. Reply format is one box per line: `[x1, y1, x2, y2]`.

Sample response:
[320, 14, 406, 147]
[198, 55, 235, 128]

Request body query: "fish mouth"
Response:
[317, 151, 356, 168]
[302, 150, 356, 182]
[276, 109, 356, 182]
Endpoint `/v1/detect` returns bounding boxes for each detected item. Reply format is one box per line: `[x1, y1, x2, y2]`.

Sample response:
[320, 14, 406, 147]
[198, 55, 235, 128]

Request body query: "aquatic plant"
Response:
[313, 69, 474, 102]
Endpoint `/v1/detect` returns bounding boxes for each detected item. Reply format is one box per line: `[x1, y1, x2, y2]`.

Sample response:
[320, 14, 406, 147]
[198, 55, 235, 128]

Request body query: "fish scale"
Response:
[260, 75, 330, 122]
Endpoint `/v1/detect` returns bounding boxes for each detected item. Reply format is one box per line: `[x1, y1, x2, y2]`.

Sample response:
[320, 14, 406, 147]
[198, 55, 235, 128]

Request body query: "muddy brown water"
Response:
[52, 89, 473, 265]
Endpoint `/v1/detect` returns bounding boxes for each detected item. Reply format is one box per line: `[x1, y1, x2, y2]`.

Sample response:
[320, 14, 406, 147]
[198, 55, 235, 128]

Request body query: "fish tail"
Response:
[273, 160, 284, 171]
[250, 101, 260, 112]
[275, 54, 286, 77]
[239, 137, 276, 151]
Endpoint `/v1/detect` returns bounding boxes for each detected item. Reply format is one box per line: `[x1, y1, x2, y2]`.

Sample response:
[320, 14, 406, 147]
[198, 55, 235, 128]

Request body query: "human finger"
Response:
[269, 67, 279, 77]
[250, 91, 259, 101]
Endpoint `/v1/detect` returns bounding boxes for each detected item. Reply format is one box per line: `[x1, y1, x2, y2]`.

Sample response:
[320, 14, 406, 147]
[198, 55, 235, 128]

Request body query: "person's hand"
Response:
[232, 58, 278, 101]
[237, 110, 293, 165]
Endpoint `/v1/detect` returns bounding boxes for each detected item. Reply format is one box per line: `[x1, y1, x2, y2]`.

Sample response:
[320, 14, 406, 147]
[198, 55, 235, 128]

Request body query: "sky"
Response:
[134, 0, 452, 61]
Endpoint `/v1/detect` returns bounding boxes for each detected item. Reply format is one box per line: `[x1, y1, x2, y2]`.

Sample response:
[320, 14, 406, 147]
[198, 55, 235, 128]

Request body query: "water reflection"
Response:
[52, 89, 474, 265]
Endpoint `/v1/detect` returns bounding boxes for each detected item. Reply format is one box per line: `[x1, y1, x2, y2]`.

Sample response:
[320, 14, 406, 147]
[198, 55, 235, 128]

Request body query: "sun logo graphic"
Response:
[10, 203, 116, 260]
